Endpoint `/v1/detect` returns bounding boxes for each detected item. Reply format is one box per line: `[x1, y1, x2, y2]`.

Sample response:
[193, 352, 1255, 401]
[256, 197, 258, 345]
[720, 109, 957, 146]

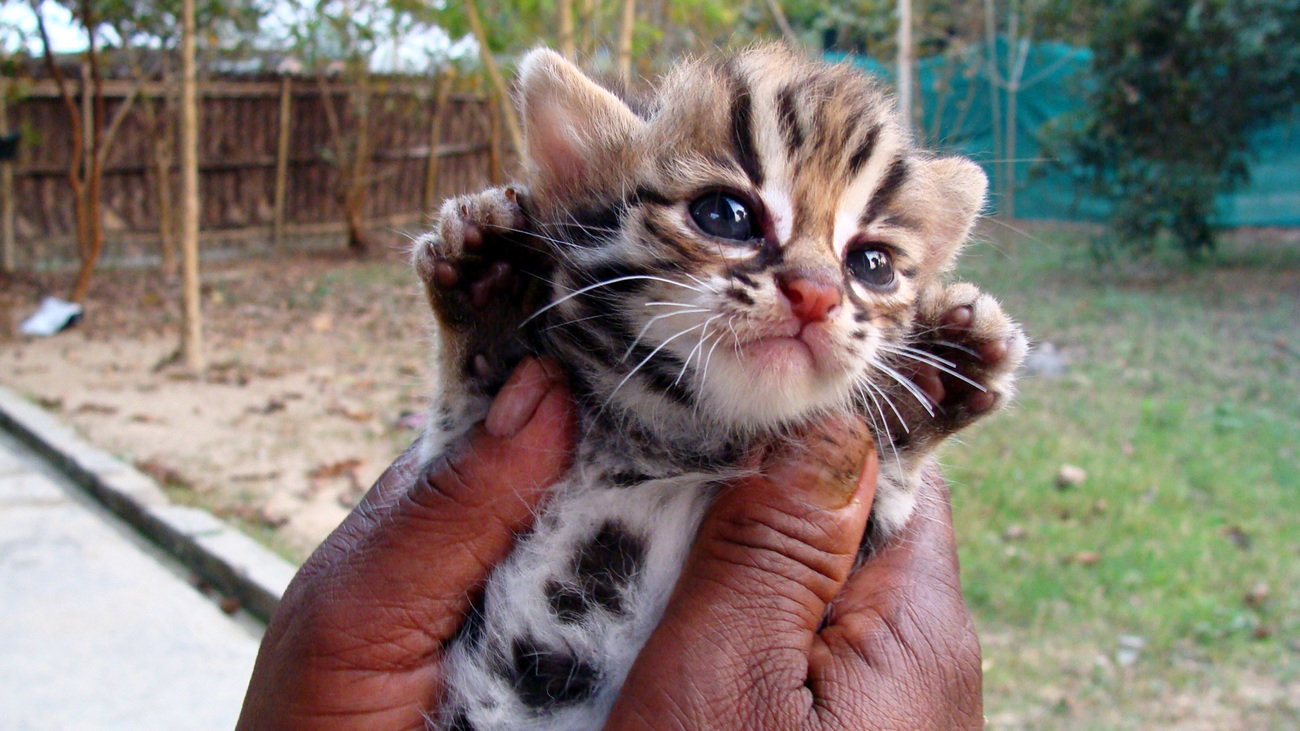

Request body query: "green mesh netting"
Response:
[832, 39, 1300, 226]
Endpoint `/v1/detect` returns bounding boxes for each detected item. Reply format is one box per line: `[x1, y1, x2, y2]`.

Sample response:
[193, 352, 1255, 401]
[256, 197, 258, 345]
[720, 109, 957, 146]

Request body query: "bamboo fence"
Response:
[0, 74, 501, 270]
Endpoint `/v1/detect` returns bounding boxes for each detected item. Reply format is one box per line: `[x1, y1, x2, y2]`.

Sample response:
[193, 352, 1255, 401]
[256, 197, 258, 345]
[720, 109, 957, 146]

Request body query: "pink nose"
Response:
[778, 275, 841, 323]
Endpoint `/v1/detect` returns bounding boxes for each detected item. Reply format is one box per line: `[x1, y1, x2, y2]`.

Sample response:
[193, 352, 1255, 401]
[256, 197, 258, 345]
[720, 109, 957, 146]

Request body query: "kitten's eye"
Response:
[846, 247, 895, 288]
[689, 192, 758, 242]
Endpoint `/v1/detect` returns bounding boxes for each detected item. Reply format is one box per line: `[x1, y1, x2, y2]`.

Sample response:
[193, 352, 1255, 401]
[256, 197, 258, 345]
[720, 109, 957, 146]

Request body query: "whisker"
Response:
[603, 322, 708, 410]
[700, 318, 730, 388]
[860, 375, 909, 434]
[879, 346, 986, 392]
[522, 275, 706, 326]
[540, 311, 610, 332]
[676, 314, 723, 386]
[623, 308, 711, 361]
[870, 359, 938, 417]
[643, 301, 706, 309]
[681, 272, 719, 293]
[880, 343, 957, 369]
[858, 382, 904, 476]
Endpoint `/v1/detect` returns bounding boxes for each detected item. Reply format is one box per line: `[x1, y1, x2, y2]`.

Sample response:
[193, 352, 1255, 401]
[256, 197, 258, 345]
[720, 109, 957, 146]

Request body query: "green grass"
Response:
[946, 225, 1300, 727]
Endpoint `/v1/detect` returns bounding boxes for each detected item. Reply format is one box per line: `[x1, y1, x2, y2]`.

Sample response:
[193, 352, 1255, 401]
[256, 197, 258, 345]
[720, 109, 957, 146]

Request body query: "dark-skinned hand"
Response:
[236, 357, 982, 730]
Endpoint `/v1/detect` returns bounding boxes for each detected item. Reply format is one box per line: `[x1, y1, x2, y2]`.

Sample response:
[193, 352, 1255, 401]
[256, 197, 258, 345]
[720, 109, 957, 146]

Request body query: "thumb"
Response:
[608, 415, 877, 729]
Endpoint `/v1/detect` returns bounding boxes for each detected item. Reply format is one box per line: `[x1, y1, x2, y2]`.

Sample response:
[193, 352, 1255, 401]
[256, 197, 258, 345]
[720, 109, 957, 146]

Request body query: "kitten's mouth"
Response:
[738, 324, 839, 376]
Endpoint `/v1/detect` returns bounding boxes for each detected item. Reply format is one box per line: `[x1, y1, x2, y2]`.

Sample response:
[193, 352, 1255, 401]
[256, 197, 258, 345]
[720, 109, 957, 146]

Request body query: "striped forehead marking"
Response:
[723, 61, 764, 189]
[833, 128, 905, 256]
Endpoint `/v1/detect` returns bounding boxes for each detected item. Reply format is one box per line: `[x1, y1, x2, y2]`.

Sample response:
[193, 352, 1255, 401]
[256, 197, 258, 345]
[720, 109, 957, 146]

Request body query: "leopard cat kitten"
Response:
[411, 45, 1026, 731]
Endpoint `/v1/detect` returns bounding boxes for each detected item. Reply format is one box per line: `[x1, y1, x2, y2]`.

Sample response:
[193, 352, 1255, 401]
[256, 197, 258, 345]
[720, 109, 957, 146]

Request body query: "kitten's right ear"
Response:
[517, 48, 644, 196]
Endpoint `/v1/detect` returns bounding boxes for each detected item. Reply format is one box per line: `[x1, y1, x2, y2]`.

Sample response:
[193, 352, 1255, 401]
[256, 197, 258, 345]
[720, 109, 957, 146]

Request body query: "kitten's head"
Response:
[517, 46, 986, 433]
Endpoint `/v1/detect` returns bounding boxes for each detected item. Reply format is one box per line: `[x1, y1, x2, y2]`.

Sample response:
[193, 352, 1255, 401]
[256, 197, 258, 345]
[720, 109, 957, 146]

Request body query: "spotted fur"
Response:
[412, 45, 1027, 730]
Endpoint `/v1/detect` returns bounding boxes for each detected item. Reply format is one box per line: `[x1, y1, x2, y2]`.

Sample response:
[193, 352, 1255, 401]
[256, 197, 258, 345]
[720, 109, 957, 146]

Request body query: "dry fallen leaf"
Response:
[75, 402, 119, 415]
[1068, 551, 1102, 567]
[136, 458, 190, 489]
[327, 402, 373, 422]
[307, 457, 364, 480]
[1244, 582, 1270, 609]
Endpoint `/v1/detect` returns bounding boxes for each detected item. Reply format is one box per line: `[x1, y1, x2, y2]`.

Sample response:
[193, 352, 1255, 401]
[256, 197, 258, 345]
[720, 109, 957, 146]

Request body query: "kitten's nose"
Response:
[778, 274, 841, 323]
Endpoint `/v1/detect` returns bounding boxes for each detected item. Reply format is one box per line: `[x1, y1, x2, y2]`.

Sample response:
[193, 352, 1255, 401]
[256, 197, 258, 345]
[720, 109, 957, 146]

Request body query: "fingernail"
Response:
[485, 358, 560, 437]
[763, 414, 873, 509]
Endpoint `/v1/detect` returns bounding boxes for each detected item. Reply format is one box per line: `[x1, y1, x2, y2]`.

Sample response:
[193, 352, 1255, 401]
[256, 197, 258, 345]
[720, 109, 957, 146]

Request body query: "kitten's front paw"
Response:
[892, 282, 1027, 440]
[413, 186, 532, 313]
[413, 186, 552, 393]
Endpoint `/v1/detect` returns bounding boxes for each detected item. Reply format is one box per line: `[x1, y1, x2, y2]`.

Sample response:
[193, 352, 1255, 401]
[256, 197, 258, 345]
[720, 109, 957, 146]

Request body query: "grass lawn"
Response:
[946, 224, 1300, 728]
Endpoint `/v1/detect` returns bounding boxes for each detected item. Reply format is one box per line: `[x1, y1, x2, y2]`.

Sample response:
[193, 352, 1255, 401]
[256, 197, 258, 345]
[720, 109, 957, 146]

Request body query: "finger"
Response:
[814, 470, 983, 730]
[608, 415, 878, 729]
[280, 357, 575, 664]
[824, 469, 964, 629]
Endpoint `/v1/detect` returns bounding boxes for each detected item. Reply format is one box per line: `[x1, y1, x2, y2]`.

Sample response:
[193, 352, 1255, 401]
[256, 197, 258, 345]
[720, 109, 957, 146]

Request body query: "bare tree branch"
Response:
[465, 0, 523, 155]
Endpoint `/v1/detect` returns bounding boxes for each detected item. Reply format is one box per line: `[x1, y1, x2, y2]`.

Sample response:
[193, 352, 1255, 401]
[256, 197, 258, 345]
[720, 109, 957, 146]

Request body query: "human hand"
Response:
[237, 361, 980, 730]
[236, 357, 575, 731]
[606, 416, 983, 730]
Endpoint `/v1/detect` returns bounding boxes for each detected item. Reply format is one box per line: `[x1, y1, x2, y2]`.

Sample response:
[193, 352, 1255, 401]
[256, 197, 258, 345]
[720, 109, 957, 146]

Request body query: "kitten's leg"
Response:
[869, 282, 1027, 538]
[411, 186, 553, 462]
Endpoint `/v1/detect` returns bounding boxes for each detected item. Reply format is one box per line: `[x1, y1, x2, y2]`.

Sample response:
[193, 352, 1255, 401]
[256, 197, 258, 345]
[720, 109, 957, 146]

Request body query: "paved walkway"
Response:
[0, 430, 262, 731]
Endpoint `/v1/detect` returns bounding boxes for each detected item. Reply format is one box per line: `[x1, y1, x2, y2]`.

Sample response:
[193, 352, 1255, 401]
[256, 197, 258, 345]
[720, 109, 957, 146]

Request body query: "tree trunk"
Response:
[344, 78, 371, 255]
[0, 86, 14, 274]
[272, 75, 292, 248]
[581, 0, 597, 59]
[31, 0, 88, 289]
[985, 0, 1003, 214]
[179, 0, 204, 371]
[69, 4, 108, 304]
[896, 0, 913, 132]
[764, 0, 800, 47]
[617, 0, 636, 83]
[423, 71, 455, 213]
[558, 0, 576, 60]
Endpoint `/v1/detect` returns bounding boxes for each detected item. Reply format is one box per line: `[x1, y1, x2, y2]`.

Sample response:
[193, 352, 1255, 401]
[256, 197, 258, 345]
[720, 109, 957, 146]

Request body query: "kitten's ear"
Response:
[914, 156, 987, 270]
[517, 48, 643, 196]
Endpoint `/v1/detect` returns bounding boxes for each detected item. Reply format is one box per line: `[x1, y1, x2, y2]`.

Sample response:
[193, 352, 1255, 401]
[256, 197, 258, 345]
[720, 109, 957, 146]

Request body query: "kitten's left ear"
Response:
[914, 156, 987, 270]
[517, 48, 644, 197]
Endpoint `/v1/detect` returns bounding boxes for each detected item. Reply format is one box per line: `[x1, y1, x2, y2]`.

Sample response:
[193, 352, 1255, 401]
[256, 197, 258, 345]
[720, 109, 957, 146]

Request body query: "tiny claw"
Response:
[967, 390, 998, 413]
[504, 186, 517, 201]
[942, 306, 974, 331]
[473, 353, 492, 380]
[463, 223, 484, 251]
[911, 363, 945, 405]
[979, 338, 1009, 363]
[433, 261, 460, 289]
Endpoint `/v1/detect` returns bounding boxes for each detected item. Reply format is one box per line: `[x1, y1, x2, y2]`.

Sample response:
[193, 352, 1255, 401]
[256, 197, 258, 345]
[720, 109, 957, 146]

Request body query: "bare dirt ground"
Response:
[1, 249, 433, 559]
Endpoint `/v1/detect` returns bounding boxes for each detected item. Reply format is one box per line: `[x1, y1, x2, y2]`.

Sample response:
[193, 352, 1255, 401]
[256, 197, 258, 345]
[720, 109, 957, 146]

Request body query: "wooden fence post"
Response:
[488, 95, 503, 185]
[0, 85, 14, 274]
[272, 75, 292, 246]
[423, 72, 455, 215]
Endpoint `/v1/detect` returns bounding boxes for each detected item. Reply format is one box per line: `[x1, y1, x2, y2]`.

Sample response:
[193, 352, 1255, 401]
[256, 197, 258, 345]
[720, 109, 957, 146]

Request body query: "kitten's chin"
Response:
[700, 336, 851, 427]
[740, 335, 818, 375]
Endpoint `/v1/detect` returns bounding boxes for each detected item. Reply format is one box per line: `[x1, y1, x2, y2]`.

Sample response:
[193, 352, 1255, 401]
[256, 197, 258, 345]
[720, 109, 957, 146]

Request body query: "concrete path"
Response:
[0, 430, 262, 731]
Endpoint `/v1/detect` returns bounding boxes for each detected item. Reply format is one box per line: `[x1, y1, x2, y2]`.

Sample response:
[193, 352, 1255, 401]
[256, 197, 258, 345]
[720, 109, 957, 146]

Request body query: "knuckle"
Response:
[705, 504, 849, 603]
[411, 454, 481, 514]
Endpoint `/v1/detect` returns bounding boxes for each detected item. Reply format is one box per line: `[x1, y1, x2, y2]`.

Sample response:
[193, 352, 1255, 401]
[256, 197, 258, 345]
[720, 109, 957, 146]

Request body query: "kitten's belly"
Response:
[438, 464, 717, 730]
